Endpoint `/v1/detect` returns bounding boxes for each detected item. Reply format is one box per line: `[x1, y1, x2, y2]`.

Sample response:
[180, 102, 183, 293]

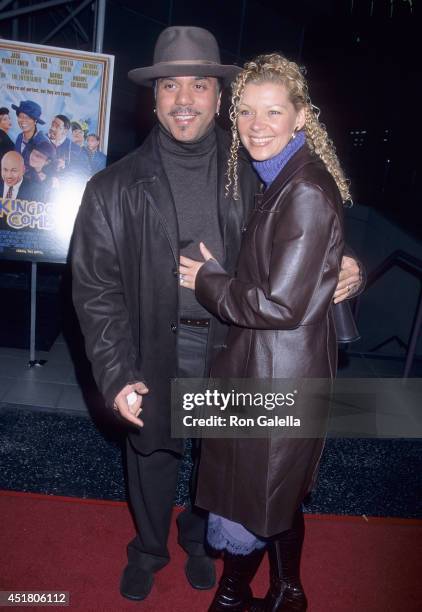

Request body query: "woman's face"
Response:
[237, 81, 305, 161]
[0, 113, 12, 132]
[17, 112, 36, 135]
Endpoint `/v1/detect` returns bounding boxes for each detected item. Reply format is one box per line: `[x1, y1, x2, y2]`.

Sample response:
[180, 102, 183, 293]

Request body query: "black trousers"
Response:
[126, 324, 209, 572]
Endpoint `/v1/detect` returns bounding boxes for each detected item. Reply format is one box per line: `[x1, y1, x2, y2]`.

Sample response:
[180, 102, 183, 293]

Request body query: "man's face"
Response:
[17, 112, 36, 135]
[0, 113, 12, 132]
[1, 152, 25, 186]
[156, 76, 221, 142]
[86, 135, 99, 152]
[49, 116, 67, 142]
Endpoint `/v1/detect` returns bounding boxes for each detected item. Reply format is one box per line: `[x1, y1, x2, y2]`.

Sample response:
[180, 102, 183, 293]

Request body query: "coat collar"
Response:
[130, 124, 166, 183]
[129, 122, 227, 183]
[128, 123, 231, 265]
[260, 144, 316, 208]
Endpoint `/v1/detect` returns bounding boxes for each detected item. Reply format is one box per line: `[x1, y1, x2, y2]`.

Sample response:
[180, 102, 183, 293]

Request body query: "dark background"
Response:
[0, 0, 420, 362]
[0, 4, 421, 534]
[0, 0, 419, 238]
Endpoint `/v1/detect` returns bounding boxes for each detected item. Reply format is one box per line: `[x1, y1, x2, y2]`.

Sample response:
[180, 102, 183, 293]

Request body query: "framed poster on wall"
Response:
[0, 39, 114, 263]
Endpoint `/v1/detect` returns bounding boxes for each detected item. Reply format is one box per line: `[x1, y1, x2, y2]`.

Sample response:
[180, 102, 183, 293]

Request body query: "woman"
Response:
[179, 54, 349, 611]
[12, 100, 49, 170]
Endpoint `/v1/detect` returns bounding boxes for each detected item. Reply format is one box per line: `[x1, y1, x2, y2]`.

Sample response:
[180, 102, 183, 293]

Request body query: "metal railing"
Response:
[353, 250, 422, 378]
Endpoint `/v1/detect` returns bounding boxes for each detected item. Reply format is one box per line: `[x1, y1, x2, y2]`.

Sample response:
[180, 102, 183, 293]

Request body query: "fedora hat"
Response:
[11, 100, 45, 125]
[128, 26, 240, 87]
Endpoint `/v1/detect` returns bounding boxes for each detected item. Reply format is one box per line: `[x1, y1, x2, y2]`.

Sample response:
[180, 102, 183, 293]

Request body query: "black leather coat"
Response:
[71, 124, 259, 454]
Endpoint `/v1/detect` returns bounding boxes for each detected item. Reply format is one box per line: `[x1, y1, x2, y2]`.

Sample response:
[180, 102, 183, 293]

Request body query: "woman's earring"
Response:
[292, 126, 300, 139]
[153, 108, 156, 114]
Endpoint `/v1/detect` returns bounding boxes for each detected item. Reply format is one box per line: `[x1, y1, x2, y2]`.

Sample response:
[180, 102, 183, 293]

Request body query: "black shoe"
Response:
[120, 563, 154, 601]
[185, 554, 216, 590]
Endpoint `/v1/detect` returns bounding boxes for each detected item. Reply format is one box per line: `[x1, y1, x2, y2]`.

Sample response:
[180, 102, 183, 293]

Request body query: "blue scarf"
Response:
[252, 130, 306, 188]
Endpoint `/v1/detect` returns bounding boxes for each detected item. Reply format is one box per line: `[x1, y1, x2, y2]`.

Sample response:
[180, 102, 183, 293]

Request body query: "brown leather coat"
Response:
[195, 145, 345, 537]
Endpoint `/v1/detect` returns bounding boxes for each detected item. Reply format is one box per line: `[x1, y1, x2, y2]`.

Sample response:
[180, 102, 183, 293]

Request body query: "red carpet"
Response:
[0, 491, 421, 611]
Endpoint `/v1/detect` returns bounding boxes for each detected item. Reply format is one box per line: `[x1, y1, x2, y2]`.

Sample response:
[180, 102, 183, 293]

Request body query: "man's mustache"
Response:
[169, 108, 201, 116]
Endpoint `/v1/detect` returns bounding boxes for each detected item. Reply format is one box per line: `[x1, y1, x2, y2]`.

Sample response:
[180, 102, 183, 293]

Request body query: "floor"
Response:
[0, 333, 420, 418]
[0, 336, 88, 415]
[0, 309, 421, 516]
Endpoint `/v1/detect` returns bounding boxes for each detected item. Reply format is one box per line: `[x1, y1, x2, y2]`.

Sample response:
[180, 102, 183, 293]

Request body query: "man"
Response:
[0, 150, 41, 201]
[80, 133, 106, 176]
[48, 114, 82, 174]
[0, 107, 15, 165]
[72, 26, 362, 602]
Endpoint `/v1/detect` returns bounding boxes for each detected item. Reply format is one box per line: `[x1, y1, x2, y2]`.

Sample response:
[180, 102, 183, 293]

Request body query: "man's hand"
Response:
[333, 255, 362, 304]
[113, 382, 149, 427]
[179, 242, 214, 290]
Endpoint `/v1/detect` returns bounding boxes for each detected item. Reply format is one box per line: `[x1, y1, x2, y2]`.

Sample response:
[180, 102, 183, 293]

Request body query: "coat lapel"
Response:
[130, 126, 179, 264]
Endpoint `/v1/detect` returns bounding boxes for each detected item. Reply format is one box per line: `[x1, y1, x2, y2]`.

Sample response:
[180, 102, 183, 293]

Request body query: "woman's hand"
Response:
[333, 255, 362, 303]
[179, 242, 214, 290]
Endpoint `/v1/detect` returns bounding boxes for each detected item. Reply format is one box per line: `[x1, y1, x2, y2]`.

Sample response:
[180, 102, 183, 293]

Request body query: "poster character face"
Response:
[29, 149, 49, 173]
[17, 112, 36, 136]
[86, 135, 99, 152]
[72, 128, 85, 146]
[1, 151, 25, 186]
[156, 76, 221, 143]
[49, 116, 68, 142]
[0, 113, 12, 132]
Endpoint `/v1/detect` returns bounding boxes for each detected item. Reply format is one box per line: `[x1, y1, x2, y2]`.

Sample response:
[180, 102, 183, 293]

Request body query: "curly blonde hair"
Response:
[227, 53, 351, 203]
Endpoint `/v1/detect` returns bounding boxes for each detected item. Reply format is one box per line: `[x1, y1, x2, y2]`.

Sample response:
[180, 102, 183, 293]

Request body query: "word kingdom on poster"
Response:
[0, 39, 114, 263]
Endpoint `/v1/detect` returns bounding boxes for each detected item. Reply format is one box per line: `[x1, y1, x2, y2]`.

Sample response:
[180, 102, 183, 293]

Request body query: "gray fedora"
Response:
[128, 26, 240, 87]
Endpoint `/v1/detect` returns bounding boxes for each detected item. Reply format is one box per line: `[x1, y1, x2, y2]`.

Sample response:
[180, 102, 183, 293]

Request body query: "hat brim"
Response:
[128, 62, 241, 87]
[11, 103, 45, 125]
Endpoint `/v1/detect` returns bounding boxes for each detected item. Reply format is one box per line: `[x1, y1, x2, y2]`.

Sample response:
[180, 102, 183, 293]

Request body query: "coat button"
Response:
[171, 322, 177, 333]
[241, 226, 247, 233]
[172, 268, 178, 277]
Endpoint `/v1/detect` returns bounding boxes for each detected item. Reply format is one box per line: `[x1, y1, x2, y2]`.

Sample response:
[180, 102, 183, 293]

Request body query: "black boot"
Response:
[250, 509, 307, 611]
[208, 547, 265, 612]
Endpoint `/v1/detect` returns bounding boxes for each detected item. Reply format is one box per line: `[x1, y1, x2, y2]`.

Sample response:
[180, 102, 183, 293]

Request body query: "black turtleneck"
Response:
[158, 123, 223, 317]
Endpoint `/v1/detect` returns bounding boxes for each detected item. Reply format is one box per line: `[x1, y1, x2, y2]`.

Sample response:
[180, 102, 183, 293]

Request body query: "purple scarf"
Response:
[252, 130, 306, 188]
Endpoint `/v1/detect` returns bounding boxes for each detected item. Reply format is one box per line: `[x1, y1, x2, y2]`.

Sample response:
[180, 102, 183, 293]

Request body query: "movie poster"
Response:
[0, 39, 114, 263]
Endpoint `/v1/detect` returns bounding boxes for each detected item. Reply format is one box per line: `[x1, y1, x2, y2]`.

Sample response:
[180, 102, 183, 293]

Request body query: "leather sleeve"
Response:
[196, 182, 342, 330]
[71, 182, 141, 407]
